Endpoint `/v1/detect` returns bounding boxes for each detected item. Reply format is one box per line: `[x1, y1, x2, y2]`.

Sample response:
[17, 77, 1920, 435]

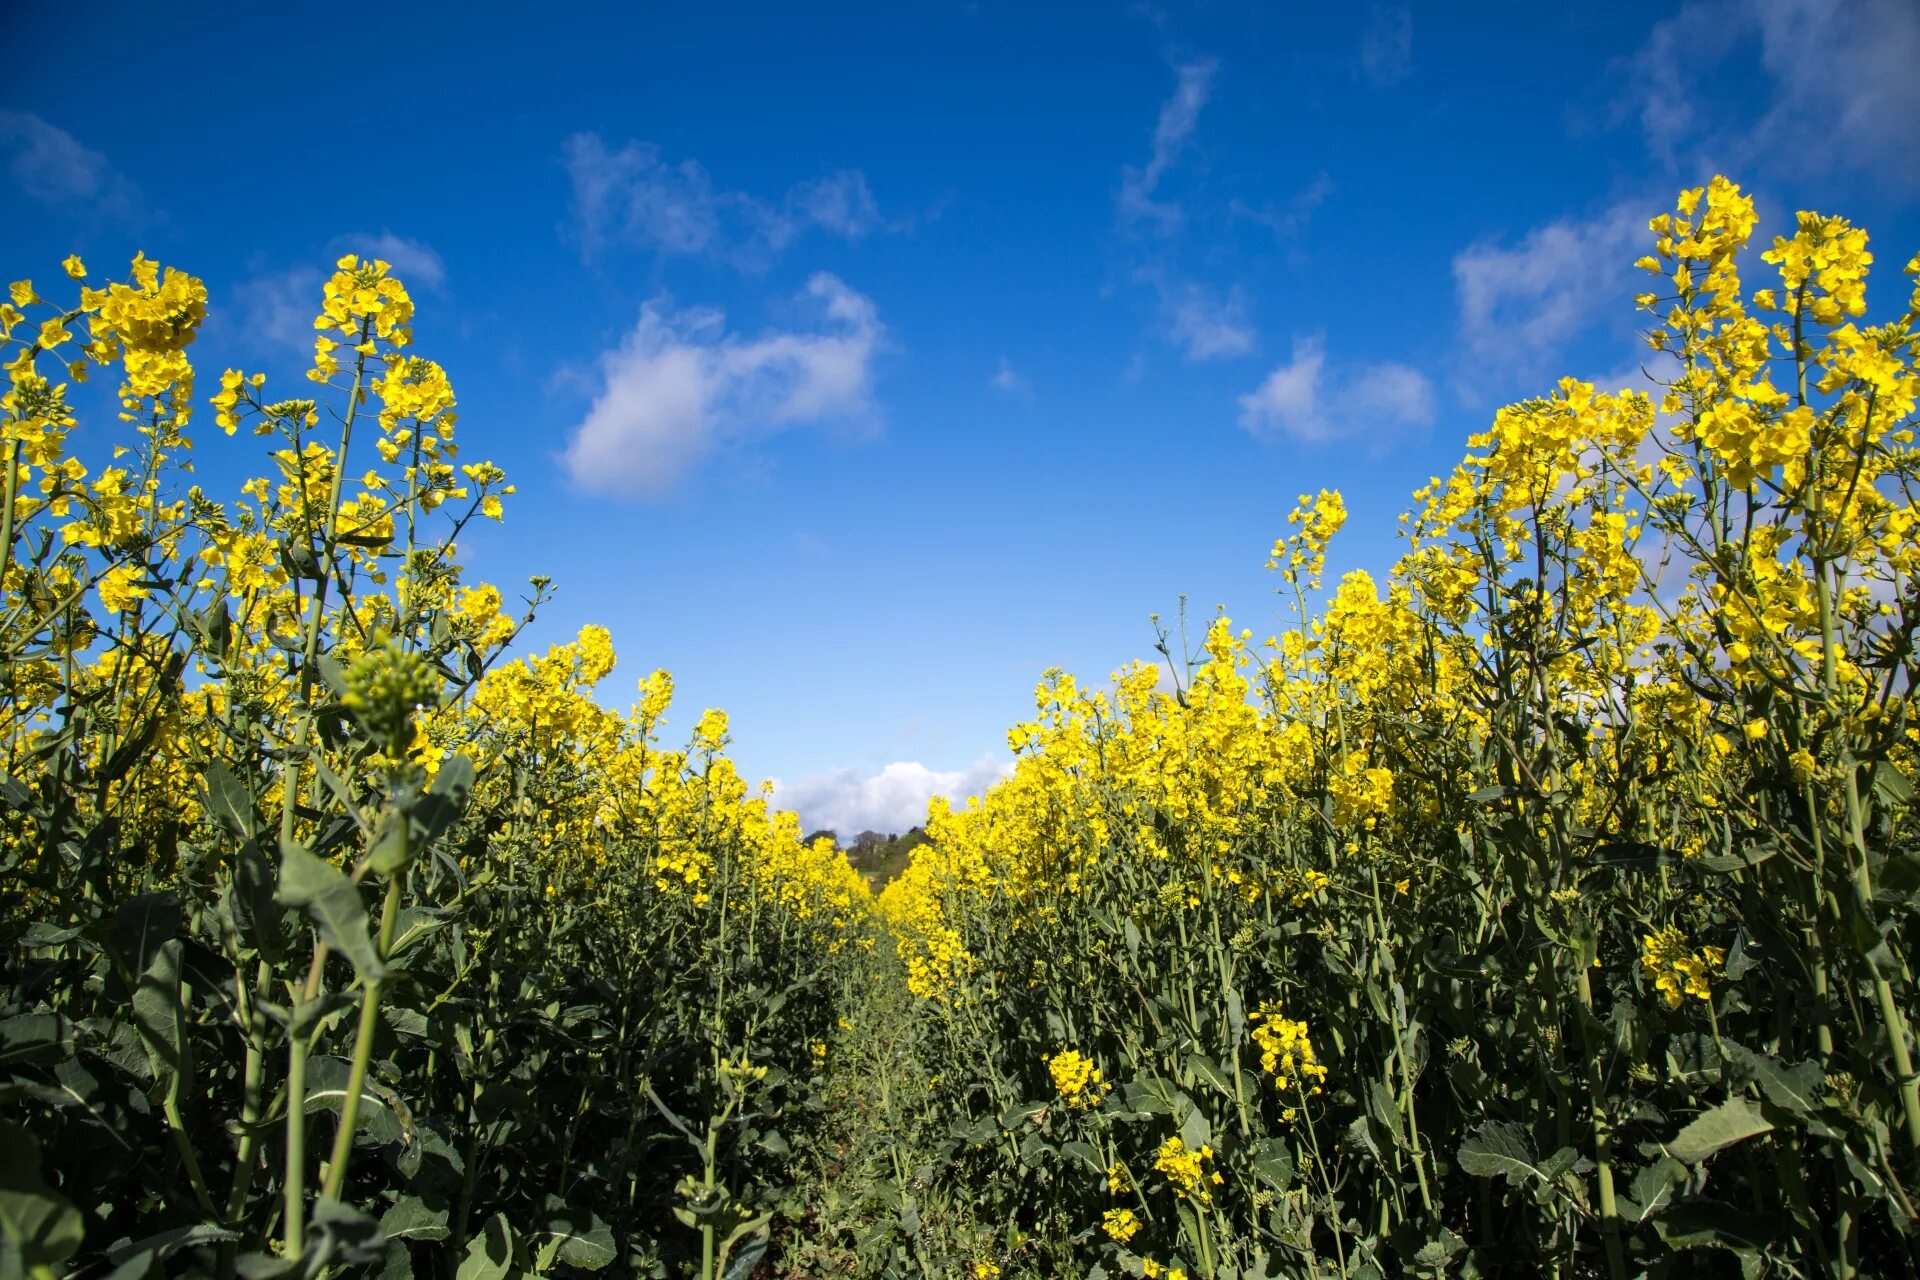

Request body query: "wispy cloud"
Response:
[1451, 202, 1645, 387]
[1619, 0, 1920, 177]
[774, 755, 1011, 836]
[563, 133, 884, 265]
[332, 231, 446, 290]
[1232, 172, 1335, 242]
[1118, 59, 1216, 232]
[231, 267, 325, 353]
[563, 273, 885, 496]
[1157, 277, 1256, 362]
[0, 111, 144, 226]
[1238, 335, 1434, 443]
[990, 356, 1033, 399]
[1359, 6, 1414, 86]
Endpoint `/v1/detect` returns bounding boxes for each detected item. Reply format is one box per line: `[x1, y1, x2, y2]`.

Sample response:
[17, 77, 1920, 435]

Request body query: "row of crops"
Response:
[0, 253, 869, 1278]
[5, 175, 1920, 1279]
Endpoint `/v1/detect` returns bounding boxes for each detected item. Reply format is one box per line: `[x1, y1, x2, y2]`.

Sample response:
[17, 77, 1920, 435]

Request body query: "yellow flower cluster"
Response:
[1249, 1004, 1328, 1118]
[1101, 1207, 1141, 1242]
[1153, 1136, 1222, 1204]
[1640, 927, 1726, 1009]
[1046, 1049, 1110, 1108]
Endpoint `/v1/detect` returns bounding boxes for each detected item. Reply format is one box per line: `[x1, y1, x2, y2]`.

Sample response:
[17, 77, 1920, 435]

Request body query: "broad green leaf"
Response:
[531, 1197, 615, 1271]
[101, 1224, 241, 1280]
[1668, 1098, 1773, 1164]
[0, 1014, 71, 1070]
[203, 763, 258, 839]
[379, 1197, 449, 1242]
[1061, 1140, 1103, 1175]
[277, 838, 386, 982]
[455, 1214, 514, 1280]
[304, 1056, 408, 1146]
[1622, 1157, 1684, 1223]
[1724, 1044, 1823, 1117]
[0, 1122, 85, 1274]
[131, 939, 186, 1086]
[1367, 1080, 1406, 1151]
[1186, 1053, 1233, 1097]
[1654, 1201, 1771, 1253]
[1457, 1121, 1542, 1184]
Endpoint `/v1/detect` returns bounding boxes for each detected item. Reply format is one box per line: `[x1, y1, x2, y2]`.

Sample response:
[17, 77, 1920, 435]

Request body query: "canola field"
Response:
[4, 177, 1920, 1279]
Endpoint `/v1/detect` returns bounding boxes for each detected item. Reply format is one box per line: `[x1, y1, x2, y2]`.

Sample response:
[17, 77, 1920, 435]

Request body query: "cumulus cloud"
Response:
[562, 273, 884, 496]
[1118, 59, 1216, 231]
[333, 231, 446, 290]
[0, 111, 144, 225]
[1620, 0, 1920, 177]
[1238, 335, 1434, 442]
[775, 755, 1012, 836]
[1451, 202, 1645, 382]
[1359, 6, 1414, 86]
[563, 133, 885, 265]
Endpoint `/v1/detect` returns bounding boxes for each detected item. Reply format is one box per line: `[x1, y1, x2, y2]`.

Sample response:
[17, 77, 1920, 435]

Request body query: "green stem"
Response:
[321, 871, 404, 1201]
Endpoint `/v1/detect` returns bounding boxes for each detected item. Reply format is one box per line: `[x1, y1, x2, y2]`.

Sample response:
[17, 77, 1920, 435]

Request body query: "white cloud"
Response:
[231, 266, 325, 353]
[1238, 335, 1434, 442]
[1232, 172, 1335, 241]
[334, 232, 446, 290]
[1119, 59, 1216, 231]
[786, 171, 882, 240]
[562, 273, 884, 496]
[563, 133, 886, 264]
[1359, 6, 1413, 85]
[990, 356, 1032, 398]
[0, 111, 143, 224]
[1451, 202, 1645, 381]
[775, 755, 1012, 836]
[1620, 0, 1920, 176]
[1161, 280, 1256, 361]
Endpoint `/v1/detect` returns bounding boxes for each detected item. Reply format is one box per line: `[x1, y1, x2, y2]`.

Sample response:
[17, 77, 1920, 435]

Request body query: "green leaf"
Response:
[131, 938, 187, 1086]
[1250, 1138, 1294, 1192]
[1457, 1121, 1544, 1184]
[1668, 1098, 1773, 1164]
[1367, 1080, 1407, 1151]
[1061, 1141, 1103, 1175]
[1724, 1044, 1823, 1117]
[530, 1197, 615, 1271]
[277, 838, 386, 981]
[1621, 1157, 1684, 1223]
[101, 1224, 241, 1280]
[203, 763, 259, 839]
[0, 1014, 71, 1070]
[379, 1197, 449, 1243]
[1874, 760, 1914, 806]
[1186, 1053, 1233, 1098]
[0, 1122, 85, 1274]
[1654, 1201, 1771, 1253]
[455, 1214, 514, 1280]
[304, 1056, 408, 1147]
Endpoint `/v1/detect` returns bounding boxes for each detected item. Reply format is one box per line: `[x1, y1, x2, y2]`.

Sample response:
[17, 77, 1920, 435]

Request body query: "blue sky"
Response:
[7, 1, 1919, 834]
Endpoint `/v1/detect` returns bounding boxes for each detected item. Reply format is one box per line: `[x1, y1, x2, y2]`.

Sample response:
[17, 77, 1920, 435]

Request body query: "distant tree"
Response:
[803, 829, 839, 848]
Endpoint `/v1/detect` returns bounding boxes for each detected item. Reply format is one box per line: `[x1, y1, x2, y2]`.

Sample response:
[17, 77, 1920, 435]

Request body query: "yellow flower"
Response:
[1640, 926, 1726, 1009]
[1153, 1136, 1222, 1203]
[1102, 1207, 1140, 1242]
[62, 255, 85, 280]
[1046, 1048, 1110, 1108]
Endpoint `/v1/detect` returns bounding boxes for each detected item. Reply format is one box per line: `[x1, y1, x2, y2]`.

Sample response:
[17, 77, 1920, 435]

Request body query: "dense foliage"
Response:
[0, 254, 870, 1279]
[879, 178, 1920, 1278]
